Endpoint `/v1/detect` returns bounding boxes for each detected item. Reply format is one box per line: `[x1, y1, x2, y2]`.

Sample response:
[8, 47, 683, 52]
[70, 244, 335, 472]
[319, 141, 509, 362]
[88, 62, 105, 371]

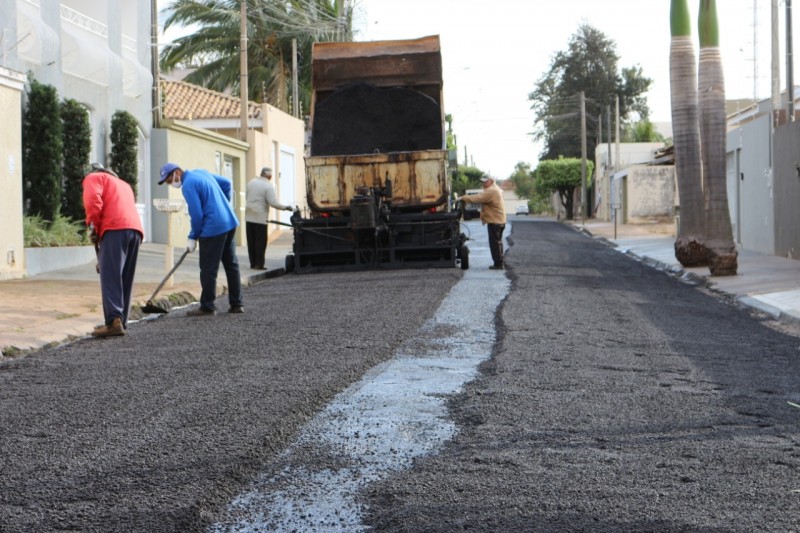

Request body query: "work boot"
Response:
[91, 317, 125, 338]
[489, 263, 505, 270]
[187, 306, 216, 317]
[228, 305, 244, 314]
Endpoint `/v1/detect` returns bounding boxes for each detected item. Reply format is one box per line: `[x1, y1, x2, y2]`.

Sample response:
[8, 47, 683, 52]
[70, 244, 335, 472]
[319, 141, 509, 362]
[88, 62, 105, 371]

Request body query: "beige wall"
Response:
[248, 104, 306, 241]
[624, 165, 677, 224]
[0, 68, 26, 280]
[173, 105, 306, 243]
[151, 121, 249, 247]
[594, 142, 666, 221]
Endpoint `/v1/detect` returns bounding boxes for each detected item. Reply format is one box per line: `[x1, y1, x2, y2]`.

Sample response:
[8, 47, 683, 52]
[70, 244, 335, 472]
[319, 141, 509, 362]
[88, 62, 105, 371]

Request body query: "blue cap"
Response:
[159, 162, 180, 184]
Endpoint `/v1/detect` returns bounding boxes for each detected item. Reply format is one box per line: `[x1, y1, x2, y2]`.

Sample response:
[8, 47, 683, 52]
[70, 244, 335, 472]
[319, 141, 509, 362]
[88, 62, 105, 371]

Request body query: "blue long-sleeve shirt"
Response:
[180, 169, 239, 239]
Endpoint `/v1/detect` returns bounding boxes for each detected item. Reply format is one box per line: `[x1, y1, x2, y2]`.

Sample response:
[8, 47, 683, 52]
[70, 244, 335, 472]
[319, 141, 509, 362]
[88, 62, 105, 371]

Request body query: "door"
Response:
[726, 149, 741, 244]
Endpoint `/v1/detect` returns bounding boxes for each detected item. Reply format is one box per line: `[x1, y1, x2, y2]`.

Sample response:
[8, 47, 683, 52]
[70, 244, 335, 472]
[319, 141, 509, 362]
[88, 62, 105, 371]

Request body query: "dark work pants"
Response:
[98, 229, 141, 327]
[245, 221, 267, 268]
[198, 228, 242, 311]
[487, 223, 506, 266]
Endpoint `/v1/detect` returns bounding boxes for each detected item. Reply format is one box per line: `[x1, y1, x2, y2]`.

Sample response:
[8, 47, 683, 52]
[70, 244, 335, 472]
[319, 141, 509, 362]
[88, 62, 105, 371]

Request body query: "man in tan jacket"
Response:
[245, 166, 293, 270]
[459, 175, 507, 270]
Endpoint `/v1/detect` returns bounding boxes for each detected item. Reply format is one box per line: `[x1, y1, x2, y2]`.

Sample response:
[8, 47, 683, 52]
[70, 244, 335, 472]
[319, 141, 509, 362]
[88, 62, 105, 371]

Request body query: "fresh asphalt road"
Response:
[2, 219, 800, 532]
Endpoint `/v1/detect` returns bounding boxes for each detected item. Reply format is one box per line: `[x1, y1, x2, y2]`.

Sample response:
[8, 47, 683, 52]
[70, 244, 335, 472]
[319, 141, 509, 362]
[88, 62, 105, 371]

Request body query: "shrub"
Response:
[109, 110, 140, 196]
[23, 78, 63, 220]
[23, 214, 89, 248]
[61, 99, 91, 222]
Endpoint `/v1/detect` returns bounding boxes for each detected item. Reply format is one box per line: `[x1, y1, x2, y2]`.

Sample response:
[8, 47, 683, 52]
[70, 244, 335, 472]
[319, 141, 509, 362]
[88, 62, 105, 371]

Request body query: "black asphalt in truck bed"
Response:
[311, 82, 443, 156]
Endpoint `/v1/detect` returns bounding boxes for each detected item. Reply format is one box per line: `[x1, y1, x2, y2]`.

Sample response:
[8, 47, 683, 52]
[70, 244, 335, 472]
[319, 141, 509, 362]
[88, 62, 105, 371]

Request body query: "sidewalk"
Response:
[572, 219, 800, 325]
[0, 232, 293, 357]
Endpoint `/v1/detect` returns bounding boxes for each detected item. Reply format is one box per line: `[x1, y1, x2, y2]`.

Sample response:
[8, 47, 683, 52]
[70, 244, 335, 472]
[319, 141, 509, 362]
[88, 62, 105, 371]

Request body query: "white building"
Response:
[1, 0, 154, 278]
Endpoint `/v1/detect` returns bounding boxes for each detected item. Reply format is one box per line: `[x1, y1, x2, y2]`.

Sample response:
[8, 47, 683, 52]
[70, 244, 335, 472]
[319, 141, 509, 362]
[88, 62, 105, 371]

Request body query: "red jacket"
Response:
[82, 172, 144, 238]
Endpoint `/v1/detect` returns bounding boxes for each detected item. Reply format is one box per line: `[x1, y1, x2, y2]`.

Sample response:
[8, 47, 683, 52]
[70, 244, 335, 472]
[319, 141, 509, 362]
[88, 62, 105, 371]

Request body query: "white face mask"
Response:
[171, 177, 182, 189]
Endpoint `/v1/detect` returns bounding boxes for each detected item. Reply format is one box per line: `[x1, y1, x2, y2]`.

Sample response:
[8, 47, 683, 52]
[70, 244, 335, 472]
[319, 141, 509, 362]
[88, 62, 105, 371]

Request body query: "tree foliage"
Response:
[509, 162, 536, 199]
[60, 99, 91, 222]
[535, 157, 594, 220]
[622, 119, 666, 143]
[445, 114, 456, 151]
[160, 0, 353, 116]
[529, 24, 652, 162]
[23, 78, 63, 221]
[109, 111, 140, 197]
[451, 165, 485, 197]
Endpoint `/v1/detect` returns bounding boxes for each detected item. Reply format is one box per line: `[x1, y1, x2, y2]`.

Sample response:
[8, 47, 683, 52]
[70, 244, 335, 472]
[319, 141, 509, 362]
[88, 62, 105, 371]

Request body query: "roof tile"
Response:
[160, 79, 262, 120]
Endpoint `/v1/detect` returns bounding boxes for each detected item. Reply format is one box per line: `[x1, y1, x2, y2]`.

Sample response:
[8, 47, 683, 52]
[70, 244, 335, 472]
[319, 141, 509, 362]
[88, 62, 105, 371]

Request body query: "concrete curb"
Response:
[738, 296, 782, 320]
[129, 267, 288, 320]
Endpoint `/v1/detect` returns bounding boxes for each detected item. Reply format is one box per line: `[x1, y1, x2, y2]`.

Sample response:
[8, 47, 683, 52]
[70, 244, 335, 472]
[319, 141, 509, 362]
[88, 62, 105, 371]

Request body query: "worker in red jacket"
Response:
[82, 164, 144, 338]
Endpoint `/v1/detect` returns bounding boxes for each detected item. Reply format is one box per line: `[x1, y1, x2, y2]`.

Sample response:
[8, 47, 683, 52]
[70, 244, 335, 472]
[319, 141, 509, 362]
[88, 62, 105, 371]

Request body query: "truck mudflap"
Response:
[287, 210, 469, 274]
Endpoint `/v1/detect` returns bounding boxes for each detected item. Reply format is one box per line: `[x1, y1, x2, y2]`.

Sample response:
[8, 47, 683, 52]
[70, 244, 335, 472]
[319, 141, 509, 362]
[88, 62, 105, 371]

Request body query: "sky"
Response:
[159, 0, 797, 179]
[353, 0, 796, 179]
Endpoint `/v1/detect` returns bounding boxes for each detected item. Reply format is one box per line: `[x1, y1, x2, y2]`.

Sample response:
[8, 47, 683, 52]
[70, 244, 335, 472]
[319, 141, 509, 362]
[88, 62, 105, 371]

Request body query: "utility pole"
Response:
[615, 95, 620, 180]
[292, 38, 299, 118]
[606, 104, 613, 218]
[753, 0, 760, 102]
[772, 0, 780, 126]
[150, 0, 160, 128]
[787, 0, 795, 121]
[597, 112, 602, 145]
[337, 0, 345, 40]
[580, 91, 587, 223]
[239, 0, 249, 142]
[606, 105, 612, 174]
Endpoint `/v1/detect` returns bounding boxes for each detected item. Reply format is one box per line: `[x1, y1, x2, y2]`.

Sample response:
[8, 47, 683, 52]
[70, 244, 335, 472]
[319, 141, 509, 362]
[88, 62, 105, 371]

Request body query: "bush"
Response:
[23, 78, 63, 220]
[61, 99, 91, 221]
[109, 110, 140, 196]
[24, 214, 90, 248]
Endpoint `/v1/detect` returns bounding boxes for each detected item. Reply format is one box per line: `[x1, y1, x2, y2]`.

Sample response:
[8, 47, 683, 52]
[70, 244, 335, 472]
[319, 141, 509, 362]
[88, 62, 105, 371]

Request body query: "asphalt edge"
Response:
[568, 222, 800, 328]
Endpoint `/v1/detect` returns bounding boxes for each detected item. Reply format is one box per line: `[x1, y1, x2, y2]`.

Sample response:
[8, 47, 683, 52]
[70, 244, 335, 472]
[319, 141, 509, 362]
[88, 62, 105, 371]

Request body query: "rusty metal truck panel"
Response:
[311, 35, 443, 93]
[306, 150, 449, 213]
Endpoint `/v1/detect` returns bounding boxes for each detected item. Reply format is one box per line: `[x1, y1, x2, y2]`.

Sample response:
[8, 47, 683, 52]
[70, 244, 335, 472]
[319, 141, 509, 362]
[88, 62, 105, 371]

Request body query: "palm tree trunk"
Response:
[698, 0, 738, 275]
[670, 0, 709, 266]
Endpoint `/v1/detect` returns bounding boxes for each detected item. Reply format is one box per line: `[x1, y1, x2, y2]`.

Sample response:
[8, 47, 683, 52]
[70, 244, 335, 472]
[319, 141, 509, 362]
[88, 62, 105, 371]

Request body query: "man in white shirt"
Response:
[245, 166, 293, 270]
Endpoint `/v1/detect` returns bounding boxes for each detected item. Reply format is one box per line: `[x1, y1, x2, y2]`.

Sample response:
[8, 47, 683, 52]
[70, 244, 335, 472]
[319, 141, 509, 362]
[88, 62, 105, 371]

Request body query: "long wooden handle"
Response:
[147, 249, 190, 302]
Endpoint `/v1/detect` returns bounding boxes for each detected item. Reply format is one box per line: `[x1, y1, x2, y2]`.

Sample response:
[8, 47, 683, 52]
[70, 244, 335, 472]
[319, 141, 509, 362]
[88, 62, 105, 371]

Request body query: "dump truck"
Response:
[285, 35, 469, 273]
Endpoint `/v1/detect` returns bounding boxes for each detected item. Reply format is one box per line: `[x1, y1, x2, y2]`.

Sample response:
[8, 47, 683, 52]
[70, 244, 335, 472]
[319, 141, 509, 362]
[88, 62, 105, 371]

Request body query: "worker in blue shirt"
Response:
[159, 162, 243, 316]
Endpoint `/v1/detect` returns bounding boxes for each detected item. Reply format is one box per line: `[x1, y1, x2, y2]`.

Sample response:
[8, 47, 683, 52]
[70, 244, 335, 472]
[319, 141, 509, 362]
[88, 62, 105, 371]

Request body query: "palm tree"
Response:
[698, 0, 738, 275]
[670, 0, 708, 266]
[160, 0, 353, 115]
